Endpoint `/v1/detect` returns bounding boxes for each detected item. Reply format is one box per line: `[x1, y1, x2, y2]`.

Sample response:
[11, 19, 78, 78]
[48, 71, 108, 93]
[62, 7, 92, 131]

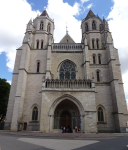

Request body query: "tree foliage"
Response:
[0, 78, 11, 122]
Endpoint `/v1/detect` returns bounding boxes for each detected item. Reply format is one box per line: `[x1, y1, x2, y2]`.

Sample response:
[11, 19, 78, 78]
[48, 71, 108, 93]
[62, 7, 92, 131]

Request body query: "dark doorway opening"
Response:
[60, 110, 71, 128]
[54, 99, 80, 132]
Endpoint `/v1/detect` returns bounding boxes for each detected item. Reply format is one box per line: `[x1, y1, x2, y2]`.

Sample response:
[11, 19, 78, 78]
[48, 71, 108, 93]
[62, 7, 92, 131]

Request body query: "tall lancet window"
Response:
[47, 23, 51, 33]
[37, 62, 40, 72]
[92, 21, 96, 30]
[96, 39, 99, 49]
[36, 40, 39, 49]
[59, 60, 76, 80]
[98, 55, 101, 64]
[92, 39, 95, 49]
[98, 107, 104, 122]
[41, 41, 43, 49]
[97, 71, 100, 82]
[40, 21, 44, 30]
[85, 23, 89, 32]
[32, 106, 38, 121]
[93, 55, 96, 64]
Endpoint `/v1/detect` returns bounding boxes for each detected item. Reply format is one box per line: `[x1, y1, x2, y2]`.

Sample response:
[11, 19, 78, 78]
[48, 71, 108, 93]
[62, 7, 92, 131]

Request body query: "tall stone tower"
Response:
[4, 8, 54, 131]
[81, 10, 128, 132]
[5, 9, 128, 133]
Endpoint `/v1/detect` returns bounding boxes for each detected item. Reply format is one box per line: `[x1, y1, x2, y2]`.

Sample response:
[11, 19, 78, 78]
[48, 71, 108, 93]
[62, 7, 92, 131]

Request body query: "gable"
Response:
[60, 34, 75, 43]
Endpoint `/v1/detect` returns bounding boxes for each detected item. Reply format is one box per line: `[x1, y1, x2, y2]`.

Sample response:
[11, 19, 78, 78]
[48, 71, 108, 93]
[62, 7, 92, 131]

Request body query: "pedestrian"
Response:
[63, 127, 65, 133]
[75, 126, 77, 133]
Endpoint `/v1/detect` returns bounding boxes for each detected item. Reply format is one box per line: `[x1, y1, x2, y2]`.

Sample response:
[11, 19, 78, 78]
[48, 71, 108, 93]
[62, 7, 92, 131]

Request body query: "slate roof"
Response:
[40, 9, 49, 17]
[85, 10, 96, 20]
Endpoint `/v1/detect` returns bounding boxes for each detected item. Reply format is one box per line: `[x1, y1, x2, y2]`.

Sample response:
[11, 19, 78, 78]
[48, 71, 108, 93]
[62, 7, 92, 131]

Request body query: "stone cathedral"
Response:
[4, 9, 128, 133]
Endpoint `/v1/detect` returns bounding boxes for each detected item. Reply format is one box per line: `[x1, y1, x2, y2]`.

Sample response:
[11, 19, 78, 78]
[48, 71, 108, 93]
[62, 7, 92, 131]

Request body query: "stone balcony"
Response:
[52, 43, 84, 53]
[42, 79, 95, 92]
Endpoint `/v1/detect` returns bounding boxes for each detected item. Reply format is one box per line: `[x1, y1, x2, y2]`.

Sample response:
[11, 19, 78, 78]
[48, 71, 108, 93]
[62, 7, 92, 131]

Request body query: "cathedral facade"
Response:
[4, 9, 128, 133]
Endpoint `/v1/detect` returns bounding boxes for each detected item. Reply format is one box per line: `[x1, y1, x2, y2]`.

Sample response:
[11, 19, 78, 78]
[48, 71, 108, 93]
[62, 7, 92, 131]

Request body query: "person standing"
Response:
[75, 126, 77, 133]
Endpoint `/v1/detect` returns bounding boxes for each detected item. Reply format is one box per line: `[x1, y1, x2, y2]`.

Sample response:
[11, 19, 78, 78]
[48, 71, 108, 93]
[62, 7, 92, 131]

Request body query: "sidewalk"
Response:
[0, 130, 128, 138]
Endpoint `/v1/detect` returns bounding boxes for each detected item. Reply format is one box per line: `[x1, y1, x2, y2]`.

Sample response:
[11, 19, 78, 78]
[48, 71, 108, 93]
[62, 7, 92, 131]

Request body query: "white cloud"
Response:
[7, 81, 12, 85]
[80, 0, 90, 4]
[107, 0, 128, 98]
[47, 0, 81, 43]
[87, 3, 93, 9]
[0, 0, 40, 72]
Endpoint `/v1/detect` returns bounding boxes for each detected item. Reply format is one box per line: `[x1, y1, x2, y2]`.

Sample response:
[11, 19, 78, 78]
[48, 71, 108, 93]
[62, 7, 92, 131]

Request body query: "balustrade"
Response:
[44, 79, 92, 89]
[52, 44, 83, 52]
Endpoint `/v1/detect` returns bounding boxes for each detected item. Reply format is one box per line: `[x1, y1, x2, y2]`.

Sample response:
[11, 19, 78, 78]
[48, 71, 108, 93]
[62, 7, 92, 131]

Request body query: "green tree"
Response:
[0, 78, 11, 122]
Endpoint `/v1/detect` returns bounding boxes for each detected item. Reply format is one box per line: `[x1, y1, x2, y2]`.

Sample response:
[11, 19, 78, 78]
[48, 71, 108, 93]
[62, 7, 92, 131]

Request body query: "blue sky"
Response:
[0, 0, 128, 107]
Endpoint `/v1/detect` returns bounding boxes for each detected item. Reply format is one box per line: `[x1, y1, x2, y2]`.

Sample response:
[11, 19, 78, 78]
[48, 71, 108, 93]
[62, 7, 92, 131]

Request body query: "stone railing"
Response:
[43, 79, 92, 89]
[52, 43, 83, 52]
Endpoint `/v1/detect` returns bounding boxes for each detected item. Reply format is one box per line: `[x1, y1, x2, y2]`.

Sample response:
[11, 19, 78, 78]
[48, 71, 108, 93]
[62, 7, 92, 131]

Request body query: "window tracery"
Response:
[40, 21, 44, 30]
[59, 61, 76, 80]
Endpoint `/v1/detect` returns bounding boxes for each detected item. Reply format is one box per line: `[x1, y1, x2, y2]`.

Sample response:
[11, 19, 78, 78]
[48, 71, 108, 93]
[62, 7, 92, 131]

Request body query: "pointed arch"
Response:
[97, 105, 105, 122]
[48, 94, 85, 116]
[47, 22, 51, 33]
[36, 60, 40, 72]
[85, 23, 89, 32]
[96, 69, 101, 82]
[96, 39, 99, 49]
[41, 40, 43, 49]
[36, 40, 39, 49]
[31, 104, 39, 121]
[40, 21, 44, 30]
[92, 20, 96, 30]
[58, 60, 77, 80]
[98, 54, 101, 64]
[92, 39, 95, 49]
[92, 54, 96, 64]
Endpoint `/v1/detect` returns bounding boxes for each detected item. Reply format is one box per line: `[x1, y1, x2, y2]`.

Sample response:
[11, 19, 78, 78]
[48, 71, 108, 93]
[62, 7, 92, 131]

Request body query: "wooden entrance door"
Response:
[60, 111, 71, 128]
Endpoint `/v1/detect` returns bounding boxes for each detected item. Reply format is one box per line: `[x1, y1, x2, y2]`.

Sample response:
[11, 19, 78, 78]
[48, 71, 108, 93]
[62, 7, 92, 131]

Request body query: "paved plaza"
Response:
[0, 131, 128, 150]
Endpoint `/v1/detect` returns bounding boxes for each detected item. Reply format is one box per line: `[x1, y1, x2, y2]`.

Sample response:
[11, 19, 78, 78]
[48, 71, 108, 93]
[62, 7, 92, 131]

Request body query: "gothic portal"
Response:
[4, 9, 128, 133]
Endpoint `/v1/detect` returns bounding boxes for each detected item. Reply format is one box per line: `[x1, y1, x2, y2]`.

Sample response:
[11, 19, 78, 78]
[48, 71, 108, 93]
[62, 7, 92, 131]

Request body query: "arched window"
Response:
[32, 106, 38, 121]
[92, 21, 96, 30]
[92, 39, 95, 49]
[97, 71, 100, 82]
[85, 23, 89, 32]
[59, 60, 76, 80]
[93, 55, 96, 64]
[47, 23, 51, 33]
[96, 39, 99, 49]
[40, 21, 44, 30]
[98, 107, 104, 121]
[37, 61, 40, 72]
[98, 55, 101, 64]
[41, 41, 43, 49]
[36, 40, 39, 49]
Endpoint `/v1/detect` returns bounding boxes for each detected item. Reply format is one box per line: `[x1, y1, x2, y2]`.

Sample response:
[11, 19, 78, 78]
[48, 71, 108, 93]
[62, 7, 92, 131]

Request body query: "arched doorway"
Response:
[54, 99, 80, 132]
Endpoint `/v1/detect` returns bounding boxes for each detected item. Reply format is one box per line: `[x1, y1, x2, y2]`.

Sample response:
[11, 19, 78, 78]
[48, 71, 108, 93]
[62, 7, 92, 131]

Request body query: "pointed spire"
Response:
[66, 23, 68, 34]
[28, 19, 32, 24]
[40, 7, 49, 17]
[85, 10, 95, 20]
